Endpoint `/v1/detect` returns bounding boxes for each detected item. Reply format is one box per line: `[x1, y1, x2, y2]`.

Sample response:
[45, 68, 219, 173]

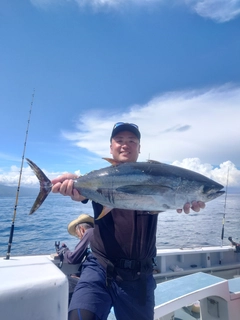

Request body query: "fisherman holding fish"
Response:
[50, 122, 206, 320]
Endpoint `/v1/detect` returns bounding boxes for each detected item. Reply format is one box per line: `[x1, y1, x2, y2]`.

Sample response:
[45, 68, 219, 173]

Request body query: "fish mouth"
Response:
[207, 190, 225, 200]
[203, 184, 224, 194]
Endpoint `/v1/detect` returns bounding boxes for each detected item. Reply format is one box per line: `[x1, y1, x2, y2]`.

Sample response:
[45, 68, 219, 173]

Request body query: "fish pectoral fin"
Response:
[96, 206, 113, 220]
[102, 158, 122, 166]
[116, 185, 172, 195]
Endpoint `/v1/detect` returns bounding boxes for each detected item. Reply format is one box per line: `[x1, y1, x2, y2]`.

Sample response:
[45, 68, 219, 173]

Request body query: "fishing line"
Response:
[221, 167, 230, 247]
[5, 90, 35, 260]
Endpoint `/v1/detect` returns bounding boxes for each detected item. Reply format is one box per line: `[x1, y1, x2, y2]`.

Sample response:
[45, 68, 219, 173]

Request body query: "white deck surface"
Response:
[0, 255, 68, 320]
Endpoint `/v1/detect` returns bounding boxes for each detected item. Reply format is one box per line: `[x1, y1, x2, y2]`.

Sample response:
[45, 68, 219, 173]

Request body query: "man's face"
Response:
[75, 225, 84, 240]
[110, 131, 140, 163]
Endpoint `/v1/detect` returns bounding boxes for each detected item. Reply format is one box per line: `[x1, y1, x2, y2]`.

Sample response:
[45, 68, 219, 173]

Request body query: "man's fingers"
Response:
[191, 201, 200, 212]
[183, 202, 191, 214]
[71, 189, 85, 202]
[52, 182, 61, 193]
[190, 201, 206, 212]
[52, 173, 78, 184]
[198, 201, 206, 209]
[177, 201, 206, 214]
[59, 179, 74, 196]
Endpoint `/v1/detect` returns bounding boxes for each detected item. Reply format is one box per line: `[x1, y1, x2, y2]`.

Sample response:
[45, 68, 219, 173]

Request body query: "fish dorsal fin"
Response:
[147, 159, 161, 164]
[102, 158, 122, 166]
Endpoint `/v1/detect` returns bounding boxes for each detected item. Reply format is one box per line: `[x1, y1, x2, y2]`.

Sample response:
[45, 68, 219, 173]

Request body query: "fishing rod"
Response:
[221, 167, 230, 247]
[5, 90, 35, 260]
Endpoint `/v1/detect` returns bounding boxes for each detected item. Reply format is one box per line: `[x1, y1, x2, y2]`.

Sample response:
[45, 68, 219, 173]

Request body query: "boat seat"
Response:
[227, 277, 240, 319]
[154, 272, 230, 319]
[229, 277, 240, 300]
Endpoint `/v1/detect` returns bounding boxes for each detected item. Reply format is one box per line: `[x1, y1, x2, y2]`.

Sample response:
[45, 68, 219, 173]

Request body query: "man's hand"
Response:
[51, 173, 86, 202]
[177, 201, 206, 214]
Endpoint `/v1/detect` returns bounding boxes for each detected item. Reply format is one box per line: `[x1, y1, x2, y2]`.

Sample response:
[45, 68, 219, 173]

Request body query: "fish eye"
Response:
[203, 185, 212, 194]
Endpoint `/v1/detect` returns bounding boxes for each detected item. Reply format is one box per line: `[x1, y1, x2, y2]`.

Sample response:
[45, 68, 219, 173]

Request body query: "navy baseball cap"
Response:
[110, 122, 141, 141]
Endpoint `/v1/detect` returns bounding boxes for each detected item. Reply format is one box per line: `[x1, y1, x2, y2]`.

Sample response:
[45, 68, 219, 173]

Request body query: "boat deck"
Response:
[1, 249, 240, 320]
[154, 272, 230, 319]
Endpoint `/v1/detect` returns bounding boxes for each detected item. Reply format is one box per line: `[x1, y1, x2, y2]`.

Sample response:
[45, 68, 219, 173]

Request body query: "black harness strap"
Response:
[106, 260, 115, 287]
[115, 258, 141, 270]
[105, 257, 153, 305]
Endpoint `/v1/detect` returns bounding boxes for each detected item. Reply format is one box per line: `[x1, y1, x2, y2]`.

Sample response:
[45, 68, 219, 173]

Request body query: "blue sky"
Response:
[1, 0, 240, 189]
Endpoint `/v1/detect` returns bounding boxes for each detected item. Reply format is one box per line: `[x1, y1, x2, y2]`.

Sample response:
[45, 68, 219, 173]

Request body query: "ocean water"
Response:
[0, 193, 239, 257]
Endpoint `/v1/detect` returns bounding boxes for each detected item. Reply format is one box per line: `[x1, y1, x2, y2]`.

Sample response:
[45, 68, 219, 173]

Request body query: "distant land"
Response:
[0, 184, 38, 197]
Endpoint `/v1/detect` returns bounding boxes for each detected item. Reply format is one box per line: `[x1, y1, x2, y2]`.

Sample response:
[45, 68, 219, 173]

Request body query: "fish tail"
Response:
[26, 158, 52, 214]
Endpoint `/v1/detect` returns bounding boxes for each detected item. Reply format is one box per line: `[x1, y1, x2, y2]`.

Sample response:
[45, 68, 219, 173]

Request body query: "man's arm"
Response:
[63, 229, 93, 264]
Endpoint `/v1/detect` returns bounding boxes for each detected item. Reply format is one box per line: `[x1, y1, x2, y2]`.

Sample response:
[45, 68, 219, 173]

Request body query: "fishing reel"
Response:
[228, 237, 240, 253]
[54, 241, 67, 268]
[55, 241, 60, 252]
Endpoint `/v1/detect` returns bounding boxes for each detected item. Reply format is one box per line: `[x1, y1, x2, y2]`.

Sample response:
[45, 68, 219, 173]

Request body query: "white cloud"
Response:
[0, 166, 38, 187]
[59, 84, 240, 188]
[186, 0, 240, 23]
[63, 84, 240, 162]
[29, 0, 240, 22]
[172, 158, 240, 187]
[0, 165, 81, 187]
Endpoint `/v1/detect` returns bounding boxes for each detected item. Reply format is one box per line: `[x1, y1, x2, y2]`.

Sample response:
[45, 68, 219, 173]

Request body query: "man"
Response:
[61, 214, 94, 265]
[56, 214, 94, 303]
[228, 237, 240, 252]
[52, 122, 205, 320]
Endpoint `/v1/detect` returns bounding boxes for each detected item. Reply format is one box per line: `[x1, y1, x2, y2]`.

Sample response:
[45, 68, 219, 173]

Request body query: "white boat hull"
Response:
[1, 245, 240, 320]
[0, 255, 68, 320]
[154, 245, 240, 283]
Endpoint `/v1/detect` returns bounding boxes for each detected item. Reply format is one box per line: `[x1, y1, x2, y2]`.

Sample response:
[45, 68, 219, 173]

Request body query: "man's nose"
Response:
[121, 142, 130, 147]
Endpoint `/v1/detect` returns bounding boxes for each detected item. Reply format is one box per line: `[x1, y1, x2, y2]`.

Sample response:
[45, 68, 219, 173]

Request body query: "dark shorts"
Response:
[69, 254, 156, 320]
